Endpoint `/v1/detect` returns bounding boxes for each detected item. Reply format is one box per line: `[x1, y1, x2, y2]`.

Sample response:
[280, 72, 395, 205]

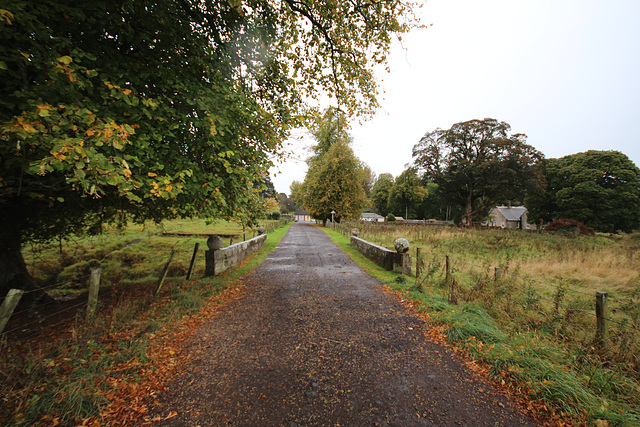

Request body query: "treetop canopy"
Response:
[0, 0, 420, 240]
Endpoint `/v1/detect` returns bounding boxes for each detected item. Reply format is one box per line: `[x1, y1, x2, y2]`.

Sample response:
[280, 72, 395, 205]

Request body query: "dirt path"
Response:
[150, 222, 537, 426]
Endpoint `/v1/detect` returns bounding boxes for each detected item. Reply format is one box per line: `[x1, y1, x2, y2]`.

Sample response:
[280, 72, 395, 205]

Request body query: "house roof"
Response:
[494, 206, 527, 221]
[361, 212, 384, 219]
[294, 209, 308, 215]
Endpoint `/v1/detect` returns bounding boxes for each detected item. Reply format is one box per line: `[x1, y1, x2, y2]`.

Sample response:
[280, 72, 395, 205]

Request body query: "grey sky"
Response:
[271, 0, 640, 194]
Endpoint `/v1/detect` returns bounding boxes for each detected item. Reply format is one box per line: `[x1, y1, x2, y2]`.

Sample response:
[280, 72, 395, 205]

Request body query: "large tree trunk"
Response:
[462, 187, 474, 226]
[0, 226, 52, 304]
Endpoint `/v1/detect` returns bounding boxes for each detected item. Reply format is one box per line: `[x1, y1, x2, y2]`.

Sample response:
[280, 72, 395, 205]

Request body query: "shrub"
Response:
[387, 213, 396, 222]
[267, 212, 281, 220]
[546, 218, 595, 235]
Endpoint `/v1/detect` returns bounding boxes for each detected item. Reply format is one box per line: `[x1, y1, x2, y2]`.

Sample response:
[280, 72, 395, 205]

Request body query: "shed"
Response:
[360, 212, 386, 222]
[294, 209, 312, 222]
[488, 206, 530, 229]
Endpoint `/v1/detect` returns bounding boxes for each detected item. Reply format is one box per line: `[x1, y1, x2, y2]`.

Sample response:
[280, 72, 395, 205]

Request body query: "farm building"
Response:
[360, 212, 386, 222]
[487, 206, 532, 230]
[293, 209, 312, 222]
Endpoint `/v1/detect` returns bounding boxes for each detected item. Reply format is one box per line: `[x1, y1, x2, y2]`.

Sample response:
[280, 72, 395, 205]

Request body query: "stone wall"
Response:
[205, 234, 267, 276]
[350, 236, 411, 275]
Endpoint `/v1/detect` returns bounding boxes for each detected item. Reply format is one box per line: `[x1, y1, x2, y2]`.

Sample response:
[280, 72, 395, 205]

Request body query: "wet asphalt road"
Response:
[151, 222, 537, 426]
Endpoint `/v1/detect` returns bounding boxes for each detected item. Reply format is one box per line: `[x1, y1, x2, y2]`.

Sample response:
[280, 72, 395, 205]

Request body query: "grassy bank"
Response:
[323, 224, 640, 426]
[1, 219, 292, 426]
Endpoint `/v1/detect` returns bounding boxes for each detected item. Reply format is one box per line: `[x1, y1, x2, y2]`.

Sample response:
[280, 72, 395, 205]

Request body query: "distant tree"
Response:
[256, 173, 277, 199]
[307, 107, 353, 164]
[412, 118, 544, 225]
[361, 164, 377, 196]
[302, 139, 368, 223]
[277, 193, 296, 214]
[370, 173, 395, 216]
[526, 150, 640, 233]
[388, 168, 428, 219]
[289, 181, 305, 209]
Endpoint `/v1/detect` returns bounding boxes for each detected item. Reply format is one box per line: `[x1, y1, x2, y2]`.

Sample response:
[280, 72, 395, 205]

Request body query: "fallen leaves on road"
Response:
[81, 283, 246, 426]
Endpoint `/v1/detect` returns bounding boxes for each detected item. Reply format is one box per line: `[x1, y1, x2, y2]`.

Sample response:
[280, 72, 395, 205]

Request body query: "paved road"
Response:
[151, 222, 536, 426]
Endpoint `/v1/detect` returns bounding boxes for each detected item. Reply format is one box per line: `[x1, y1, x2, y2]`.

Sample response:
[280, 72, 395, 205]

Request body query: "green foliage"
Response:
[527, 150, 640, 233]
[387, 167, 428, 218]
[307, 107, 353, 164]
[277, 193, 296, 214]
[361, 164, 376, 197]
[412, 118, 545, 225]
[0, 0, 419, 294]
[370, 173, 395, 216]
[303, 140, 369, 222]
[289, 181, 305, 210]
[301, 108, 369, 222]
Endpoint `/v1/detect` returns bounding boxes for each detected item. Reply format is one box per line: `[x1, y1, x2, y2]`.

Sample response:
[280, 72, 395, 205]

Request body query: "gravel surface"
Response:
[150, 222, 537, 426]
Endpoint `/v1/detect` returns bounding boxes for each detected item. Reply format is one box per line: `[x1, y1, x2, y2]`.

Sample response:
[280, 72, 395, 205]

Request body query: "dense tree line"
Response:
[526, 150, 640, 233]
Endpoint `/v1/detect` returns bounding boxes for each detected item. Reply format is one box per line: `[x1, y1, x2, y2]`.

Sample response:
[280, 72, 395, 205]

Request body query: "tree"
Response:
[361, 164, 377, 197]
[412, 118, 544, 225]
[302, 140, 369, 222]
[0, 0, 419, 297]
[387, 168, 428, 219]
[252, 172, 276, 200]
[307, 107, 353, 164]
[370, 173, 394, 216]
[289, 181, 305, 209]
[277, 193, 296, 214]
[526, 150, 640, 233]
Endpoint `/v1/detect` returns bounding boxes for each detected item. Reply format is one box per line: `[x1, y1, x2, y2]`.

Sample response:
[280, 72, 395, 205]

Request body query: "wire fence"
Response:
[330, 219, 639, 366]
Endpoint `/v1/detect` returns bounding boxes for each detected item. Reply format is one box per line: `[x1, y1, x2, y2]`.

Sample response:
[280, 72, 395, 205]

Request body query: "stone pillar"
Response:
[394, 238, 411, 276]
[205, 235, 223, 277]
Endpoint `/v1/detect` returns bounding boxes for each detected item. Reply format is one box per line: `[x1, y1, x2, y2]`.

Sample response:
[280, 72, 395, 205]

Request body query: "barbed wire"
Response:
[18, 273, 94, 295]
[444, 272, 638, 334]
[3, 300, 89, 337]
[5, 306, 88, 342]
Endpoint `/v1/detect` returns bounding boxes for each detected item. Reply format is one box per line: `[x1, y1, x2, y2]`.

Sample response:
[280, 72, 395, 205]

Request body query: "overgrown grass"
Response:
[323, 224, 640, 426]
[1, 219, 292, 426]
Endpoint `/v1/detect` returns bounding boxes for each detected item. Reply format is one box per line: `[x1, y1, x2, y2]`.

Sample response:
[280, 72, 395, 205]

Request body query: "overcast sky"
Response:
[270, 0, 640, 194]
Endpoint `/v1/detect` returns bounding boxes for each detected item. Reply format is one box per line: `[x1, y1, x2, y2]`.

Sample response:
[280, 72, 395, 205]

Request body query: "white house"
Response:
[294, 209, 312, 222]
[487, 206, 531, 230]
[360, 212, 386, 222]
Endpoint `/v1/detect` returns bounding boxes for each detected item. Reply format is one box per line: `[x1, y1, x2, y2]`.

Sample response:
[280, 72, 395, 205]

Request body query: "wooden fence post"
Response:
[595, 291, 608, 343]
[153, 250, 175, 300]
[445, 255, 451, 281]
[446, 255, 457, 304]
[494, 266, 502, 281]
[86, 267, 101, 322]
[416, 247, 421, 278]
[0, 289, 24, 335]
[186, 243, 200, 280]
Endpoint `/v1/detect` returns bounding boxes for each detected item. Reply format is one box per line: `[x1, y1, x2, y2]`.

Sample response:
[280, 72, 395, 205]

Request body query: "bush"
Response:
[387, 213, 396, 222]
[546, 218, 595, 236]
[267, 212, 281, 220]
